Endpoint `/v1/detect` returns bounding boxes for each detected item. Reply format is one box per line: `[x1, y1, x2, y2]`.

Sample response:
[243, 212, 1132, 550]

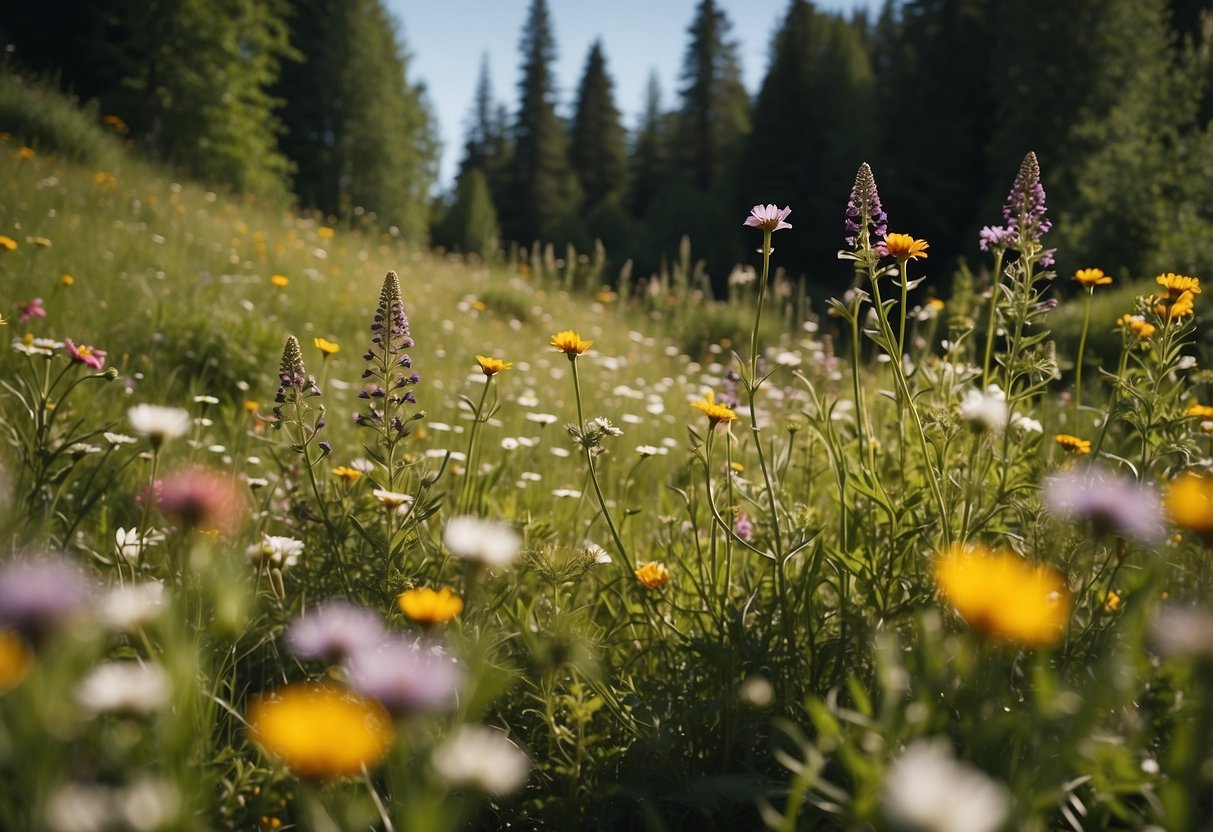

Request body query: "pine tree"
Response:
[570, 40, 627, 208]
[673, 0, 750, 191]
[508, 0, 579, 244]
[443, 168, 501, 257]
[457, 56, 513, 224]
[743, 2, 877, 289]
[627, 72, 668, 221]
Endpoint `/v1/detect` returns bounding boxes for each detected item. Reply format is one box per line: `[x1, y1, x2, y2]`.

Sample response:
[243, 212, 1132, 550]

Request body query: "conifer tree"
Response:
[627, 72, 668, 221]
[673, 0, 750, 191]
[508, 0, 579, 244]
[457, 56, 514, 223]
[570, 40, 627, 208]
[443, 168, 501, 257]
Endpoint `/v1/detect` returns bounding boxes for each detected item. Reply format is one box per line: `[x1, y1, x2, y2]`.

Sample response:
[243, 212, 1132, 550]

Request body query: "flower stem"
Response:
[1075, 289, 1093, 416]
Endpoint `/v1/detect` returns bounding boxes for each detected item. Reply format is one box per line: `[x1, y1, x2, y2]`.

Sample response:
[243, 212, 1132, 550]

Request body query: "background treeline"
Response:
[6, 0, 1213, 296]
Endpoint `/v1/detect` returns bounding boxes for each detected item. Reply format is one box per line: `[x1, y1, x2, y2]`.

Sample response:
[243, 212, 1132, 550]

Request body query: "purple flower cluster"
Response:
[0, 556, 93, 640]
[272, 335, 320, 421]
[1042, 468, 1163, 544]
[284, 601, 461, 716]
[981, 152, 1052, 256]
[357, 271, 421, 438]
[844, 163, 887, 250]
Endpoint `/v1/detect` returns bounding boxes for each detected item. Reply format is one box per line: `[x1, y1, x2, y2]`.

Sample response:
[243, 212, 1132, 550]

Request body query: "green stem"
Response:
[1075, 289, 1093, 416]
[981, 249, 1006, 383]
[457, 378, 493, 514]
[571, 357, 632, 571]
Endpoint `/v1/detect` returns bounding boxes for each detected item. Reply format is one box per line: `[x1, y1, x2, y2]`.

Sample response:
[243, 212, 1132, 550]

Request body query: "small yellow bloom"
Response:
[882, 233, 929, 261]
[471, 299, 487, 312]
[1185, 403, 1213, 419]
[316, 227, 335, 239]
[102, 114, 129, 135]
[60, 274, 74, 287]
[691, 391, 738, 426]
[1117, 314, 1156, 339]
[934, 544, 1069, 647]
[595, 289, 617, 304]
[243, 400, 260, 413]
[270, 274, 289, 288]
[550, 330, 592, 356]
[1104, 590, 1121, 612]
[29, 236, 51, 248]
[0, 235, 16, 252]
[475, 355, 512, 376]
[248, 684, 393, 779]
[17, 147, 35, 161]
[398, 587, 464, 626]
[313, 337, 340, 356]
[1074, 267, 1111, 287]
[331, 465, 362, 484]
[1055, 434, 1092, 455]
[0, 630, 30, 692]
[1166, 472, 1213, 535]
[635, 561, 671, 590]
[927, 297, 946, 311]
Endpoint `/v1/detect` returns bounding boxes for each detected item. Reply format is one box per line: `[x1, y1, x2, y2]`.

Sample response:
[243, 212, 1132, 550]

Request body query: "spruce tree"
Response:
[570, 40, 627, 208]
[627, 72, 668, 221]
[457, 56, 513, 224]
[443, 168, 501, 257]
[673, 0, 750, 191]
[508, 0, 579, 244]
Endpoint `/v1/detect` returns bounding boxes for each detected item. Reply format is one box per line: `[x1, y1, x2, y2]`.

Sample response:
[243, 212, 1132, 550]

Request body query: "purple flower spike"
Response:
[744, 204, 792, 233]
[0, 556, 93, 640]
[978, 225, 1015, 253]
[1001, 151, 1051, 245]
[344, 634, 461, 716]
[1042, 467, 1163, 544]
[286, 601, 386, 664]
[844, 162, 887, 250]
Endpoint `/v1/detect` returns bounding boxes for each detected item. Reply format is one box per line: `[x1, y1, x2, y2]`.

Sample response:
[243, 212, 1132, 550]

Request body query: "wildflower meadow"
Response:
[5, 39, 1213, 832]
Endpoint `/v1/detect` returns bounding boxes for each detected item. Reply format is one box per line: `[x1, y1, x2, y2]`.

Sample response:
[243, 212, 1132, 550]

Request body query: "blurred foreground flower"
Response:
[344, 636, 461, 715]
[127, 404, 191, 449]
[884, 739, 1010, 832]
[432, 725, 531, 795]
[1166, 472, 1213, 535]
[1151, 606, 1213, 657]
[934, 544, 1069, 646]
[1043, 468, 1163, 543]
[0, 556, 92, 640]
[399, 587, 464, 626]
[76, 661, 170, 716]
[249, 684, 393, 779]
[443, 516, 522, 567]
[0, 631, 30, 691]
[157, 467, 246, 533]
[959, 387, 1008, 433]
[286, 601, 385, 663]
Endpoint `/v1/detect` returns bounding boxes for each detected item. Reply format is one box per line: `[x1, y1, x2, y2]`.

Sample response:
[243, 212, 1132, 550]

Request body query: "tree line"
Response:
[5, 0, 1213, 296]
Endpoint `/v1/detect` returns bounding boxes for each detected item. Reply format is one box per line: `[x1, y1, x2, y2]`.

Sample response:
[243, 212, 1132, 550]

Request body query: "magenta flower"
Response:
[743, 204, 792, 233]
[18, 298, 45, 323]
[844, 163, 887, 250]
[64, 338, 107, 370]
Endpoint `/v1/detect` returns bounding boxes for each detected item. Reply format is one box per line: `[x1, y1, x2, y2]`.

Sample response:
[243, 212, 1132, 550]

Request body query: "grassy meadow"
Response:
[3, 78, 1213, 832]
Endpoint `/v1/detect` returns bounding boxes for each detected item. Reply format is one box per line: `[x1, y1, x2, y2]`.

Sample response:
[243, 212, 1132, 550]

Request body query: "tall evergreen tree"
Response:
[570, 40, 627, 208]
[442, 168, 501, 257]
[275, 0, 437, 241]
[743, 2, 877, 289]
[627, 72, 668, 221]
[673, 0, 750, 191]
[457, 56, 513, 223]
[508, 0, 579, 244]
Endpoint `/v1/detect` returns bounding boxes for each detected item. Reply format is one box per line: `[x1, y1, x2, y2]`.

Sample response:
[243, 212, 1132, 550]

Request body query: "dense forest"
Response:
[7, 0, 1213, 296]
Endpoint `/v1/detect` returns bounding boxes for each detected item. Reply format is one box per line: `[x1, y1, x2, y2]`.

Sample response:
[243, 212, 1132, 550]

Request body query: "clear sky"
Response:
[389, 0, 877, 191]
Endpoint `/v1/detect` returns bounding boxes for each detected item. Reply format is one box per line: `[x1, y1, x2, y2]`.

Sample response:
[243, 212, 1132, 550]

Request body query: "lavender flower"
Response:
[0, 556, 93, 639]
[272, 335, 320, 421]
[1001, 151, 1051, 246]
[843, 162, 887, 250]
[344, 634, 461, 715]
[1042, 468, 1163, 544]
[357, 271, 420, 438]
[977, 225, 1015, 253]
[286, 601, 385, 663]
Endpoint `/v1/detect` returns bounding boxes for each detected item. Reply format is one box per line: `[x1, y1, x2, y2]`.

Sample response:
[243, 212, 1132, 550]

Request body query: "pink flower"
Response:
[157, 467, 246, 534]
[743, 204, 792, 233]
[65, 338, 106, 370]
[18, 298, 45, 323]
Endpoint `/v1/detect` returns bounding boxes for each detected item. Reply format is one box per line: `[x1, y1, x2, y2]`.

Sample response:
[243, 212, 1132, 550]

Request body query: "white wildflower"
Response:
[432, 724, 531, 796]
[884, 739, 1010, 832]
[443, 516, 522, 567]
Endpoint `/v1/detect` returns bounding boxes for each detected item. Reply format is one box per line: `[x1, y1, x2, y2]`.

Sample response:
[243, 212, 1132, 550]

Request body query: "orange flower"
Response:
[270, 274, 289, 288]
[881, 233, 929, 261]
[1166, 472, 1213, 535]
[398, 587, 464, 626]
[1074, 267, 1111, 288]
[550, 330, 592, 356]
[634, 561, 671, 590]
[1055, 434, 1091, 455]
[691, 391, 738, 426]
[475, 355, 512, 376]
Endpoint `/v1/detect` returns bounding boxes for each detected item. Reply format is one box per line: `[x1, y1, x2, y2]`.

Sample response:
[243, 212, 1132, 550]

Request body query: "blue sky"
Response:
[389, 0, 877, 190]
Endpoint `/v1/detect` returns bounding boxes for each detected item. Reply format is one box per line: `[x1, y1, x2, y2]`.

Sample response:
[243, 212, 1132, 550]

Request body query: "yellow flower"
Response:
[0, 630, 30, 692]
[316, 227, 335, 239]
[243, 400, 260, 413]
[1074, 267, 1111, 287]
[313, 337, 340, 356]
[332, 465, 363, 484]
[17, 147, 35, 161]
[934, 544, 1069, 647]
[595, 290, 617, 303]
[691, 391, 738, 426]
[1117, 314, 1156, 339]
[475, 355, 512, 376]
[550, 330, 592, 356]
[102, 114, 129, 135]
[270, 274, 289, 288]
[60, 274, 74, 287]
[635, 561, 671, 590]
[1166, 472, 1213, 535]
[1185, 403, 1213, 419]
[1055, 434, 1091, 455]
[927, 297, 945, 311]
[91, 171, 117, 190]
[0, 235, 16, 252]
[1155, 272, 1201, 300]
[398, 587, 464, 626]
[29, 236, 51, 248]
[1155, 290, 1196, 320]
[248, 684, 393, 779]
[882, 233, 929, 261]
[1104, 590, 1121, 612]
